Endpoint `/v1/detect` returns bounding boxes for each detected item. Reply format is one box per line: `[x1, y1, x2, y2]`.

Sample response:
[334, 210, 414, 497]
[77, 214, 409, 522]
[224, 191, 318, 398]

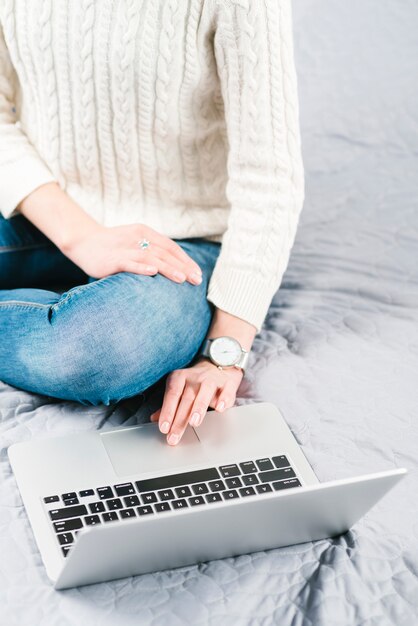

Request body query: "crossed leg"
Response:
[0, 215, 221, 405]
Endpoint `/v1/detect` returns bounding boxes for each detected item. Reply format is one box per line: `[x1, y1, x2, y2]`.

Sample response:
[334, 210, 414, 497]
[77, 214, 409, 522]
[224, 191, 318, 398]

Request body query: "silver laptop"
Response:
[8, 401, 406, 590]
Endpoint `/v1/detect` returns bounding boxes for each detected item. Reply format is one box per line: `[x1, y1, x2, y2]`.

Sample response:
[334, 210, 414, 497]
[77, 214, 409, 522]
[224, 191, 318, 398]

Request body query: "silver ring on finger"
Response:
[138, 238, 151, 250]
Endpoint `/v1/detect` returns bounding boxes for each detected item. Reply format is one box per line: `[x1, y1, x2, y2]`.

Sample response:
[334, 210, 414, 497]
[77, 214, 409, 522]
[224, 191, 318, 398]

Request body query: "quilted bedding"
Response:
[1, 1, 418, 624]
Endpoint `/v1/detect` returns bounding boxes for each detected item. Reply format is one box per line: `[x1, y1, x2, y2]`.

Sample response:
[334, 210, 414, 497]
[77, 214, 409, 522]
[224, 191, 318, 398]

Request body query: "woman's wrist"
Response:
[18, 182, 100, 253]
[205, 307, 257, 352]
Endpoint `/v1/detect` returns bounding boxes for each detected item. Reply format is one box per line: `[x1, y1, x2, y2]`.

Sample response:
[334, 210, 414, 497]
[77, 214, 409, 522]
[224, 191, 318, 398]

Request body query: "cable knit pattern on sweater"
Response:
[0, 0, 304, 332]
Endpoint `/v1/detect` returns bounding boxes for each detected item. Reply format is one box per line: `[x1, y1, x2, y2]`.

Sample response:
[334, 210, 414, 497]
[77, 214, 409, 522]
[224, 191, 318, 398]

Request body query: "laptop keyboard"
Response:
[42, 455, 301, 558]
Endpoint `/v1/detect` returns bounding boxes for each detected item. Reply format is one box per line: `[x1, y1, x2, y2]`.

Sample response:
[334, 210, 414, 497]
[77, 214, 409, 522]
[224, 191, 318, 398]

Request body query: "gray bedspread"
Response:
[1, 1, 418, 624]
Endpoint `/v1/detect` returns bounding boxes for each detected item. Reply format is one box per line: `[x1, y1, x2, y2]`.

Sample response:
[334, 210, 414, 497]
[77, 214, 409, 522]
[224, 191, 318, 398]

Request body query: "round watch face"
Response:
[209, 336, 242, 367]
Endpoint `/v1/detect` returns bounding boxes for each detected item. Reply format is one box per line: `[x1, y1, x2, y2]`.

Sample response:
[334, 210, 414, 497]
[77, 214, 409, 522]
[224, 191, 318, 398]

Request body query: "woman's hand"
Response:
[17, 183, 203, 285]
[149, 357, 244, 445]
[64, 223, 203, 285]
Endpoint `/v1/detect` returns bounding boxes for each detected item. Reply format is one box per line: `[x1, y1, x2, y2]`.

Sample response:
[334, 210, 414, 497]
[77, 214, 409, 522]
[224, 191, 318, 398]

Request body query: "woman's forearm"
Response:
[17, 182, 99, 252]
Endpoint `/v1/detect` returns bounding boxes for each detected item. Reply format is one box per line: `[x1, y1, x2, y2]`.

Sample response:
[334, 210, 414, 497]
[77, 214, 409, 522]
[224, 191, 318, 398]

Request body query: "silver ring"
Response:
[138, 238, 151, 250]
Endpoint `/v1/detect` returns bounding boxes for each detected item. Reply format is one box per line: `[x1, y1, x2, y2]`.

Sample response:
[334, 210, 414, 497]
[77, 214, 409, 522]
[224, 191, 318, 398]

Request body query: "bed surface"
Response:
[1, 1, 418, 624]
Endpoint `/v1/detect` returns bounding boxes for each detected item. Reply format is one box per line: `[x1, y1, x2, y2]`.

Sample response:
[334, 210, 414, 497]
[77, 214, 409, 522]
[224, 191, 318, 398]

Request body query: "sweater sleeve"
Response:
[206, 0, 305, 333]
[0, 22, 55, 218]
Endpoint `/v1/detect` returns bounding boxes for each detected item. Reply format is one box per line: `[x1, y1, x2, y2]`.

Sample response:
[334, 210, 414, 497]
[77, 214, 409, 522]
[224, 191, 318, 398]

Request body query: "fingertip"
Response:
[189, 411, 200, 427]
[167, 432, 180, 446]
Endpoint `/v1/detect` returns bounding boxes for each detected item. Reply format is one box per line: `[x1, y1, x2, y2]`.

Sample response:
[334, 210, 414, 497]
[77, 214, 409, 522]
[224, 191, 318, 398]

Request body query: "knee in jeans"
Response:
[57, 321, 206, 406]
[49, 283, 214, 405]
[53, 329, 150, 405]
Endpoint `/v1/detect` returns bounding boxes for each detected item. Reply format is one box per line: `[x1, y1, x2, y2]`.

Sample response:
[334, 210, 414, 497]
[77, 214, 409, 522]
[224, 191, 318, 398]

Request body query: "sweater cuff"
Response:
[0, 156, 56, 218]
[207, 266, 278, 334]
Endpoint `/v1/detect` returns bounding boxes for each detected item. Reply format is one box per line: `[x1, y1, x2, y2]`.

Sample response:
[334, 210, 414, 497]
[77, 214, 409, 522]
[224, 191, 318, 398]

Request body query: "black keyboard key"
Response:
[239, 461, 257, 474]
[174, 486, 191, 498]
[242, 474, 259, 486]
[259, 468, 295, 483]
[172, 499, 188, 510]
[205, 493, 222, 504]
[155, 502, 171, 513]
[43, 495, 59, 504]
[189, 496, 205, 507]
[49, 505, 88, 521]
[53, 518, 83, 533]
[61, 492, 77, 501]
[114, 483, 135, 497]
[223, 489, 239, 500]
[120, 508, 136, 519]
[256, 458, 274, 471]
[106, 498, 123, 511]
[123, 495, 140, 507]
[64, 497, 79, 506]
[137, 505, 154, 516]
[226, 477, 242, 489]
[192, 483, 209, 495]
[79, 489, 94, 498]
[272, 455, 290, 469]
[219, 464, 240, 478]
[136, 467, 220, 492]
[256, 484, 273, 494]
[57, 532, 74, 545]
[85, 515, 101, 525]
[273, 478, 301, 491]
[102, 512, 118, 522]
[158, 489, 175, 501]
[62, 547, 70, 557]
[239, 487, 256, 497]
[141, 492, 158, 504]
[208, 480, 225, 492]
[89, 501, 105, 514]
[97, 486, 114, 499]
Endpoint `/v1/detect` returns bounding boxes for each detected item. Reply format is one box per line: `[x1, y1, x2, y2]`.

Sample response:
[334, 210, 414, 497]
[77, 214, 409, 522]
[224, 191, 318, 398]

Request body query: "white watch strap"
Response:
[236, 349, 249, 371]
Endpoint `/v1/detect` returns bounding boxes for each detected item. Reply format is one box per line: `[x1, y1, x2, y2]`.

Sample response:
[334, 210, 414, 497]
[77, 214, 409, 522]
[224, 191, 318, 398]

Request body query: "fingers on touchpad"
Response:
[100, 424, 210, 477]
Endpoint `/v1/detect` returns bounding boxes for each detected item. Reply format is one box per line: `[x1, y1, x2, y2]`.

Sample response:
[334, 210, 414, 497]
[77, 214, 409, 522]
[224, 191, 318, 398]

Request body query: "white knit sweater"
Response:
[0, 0, 304, 332]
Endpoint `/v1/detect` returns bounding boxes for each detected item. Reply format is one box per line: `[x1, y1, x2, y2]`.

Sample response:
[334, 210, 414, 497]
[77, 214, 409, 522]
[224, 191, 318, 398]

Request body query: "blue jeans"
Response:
[0, 215, 221, 406]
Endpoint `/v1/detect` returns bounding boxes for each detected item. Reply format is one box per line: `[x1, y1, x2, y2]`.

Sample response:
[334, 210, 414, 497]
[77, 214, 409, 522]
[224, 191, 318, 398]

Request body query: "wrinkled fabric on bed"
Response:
[1, 0, 418, 624]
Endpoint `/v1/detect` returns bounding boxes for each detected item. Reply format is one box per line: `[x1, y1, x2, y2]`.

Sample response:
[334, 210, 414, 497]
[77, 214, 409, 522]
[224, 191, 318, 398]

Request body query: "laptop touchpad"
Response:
[100, 423, 210, 477]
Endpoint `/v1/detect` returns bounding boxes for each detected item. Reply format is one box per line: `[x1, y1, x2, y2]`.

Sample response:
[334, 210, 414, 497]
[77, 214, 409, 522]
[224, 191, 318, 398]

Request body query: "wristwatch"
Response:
[198, 336, 249, 373]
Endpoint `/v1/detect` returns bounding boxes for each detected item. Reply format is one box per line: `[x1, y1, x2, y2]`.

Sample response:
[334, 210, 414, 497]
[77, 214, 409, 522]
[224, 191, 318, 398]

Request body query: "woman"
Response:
[0, 0, 304, 445]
